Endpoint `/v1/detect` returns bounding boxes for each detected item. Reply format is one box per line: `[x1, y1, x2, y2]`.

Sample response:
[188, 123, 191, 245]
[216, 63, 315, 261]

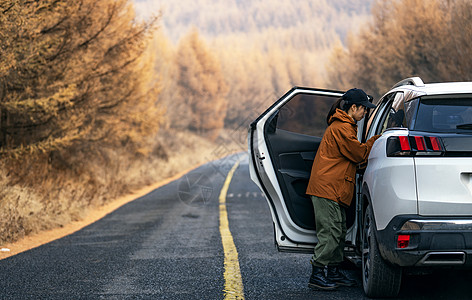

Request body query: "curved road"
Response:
[1, 153, 472, 299]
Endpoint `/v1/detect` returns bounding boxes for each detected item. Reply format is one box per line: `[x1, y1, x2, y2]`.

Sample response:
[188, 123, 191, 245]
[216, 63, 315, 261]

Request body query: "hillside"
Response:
[133, 0, 375, 130]
[134, 0, 373, 48]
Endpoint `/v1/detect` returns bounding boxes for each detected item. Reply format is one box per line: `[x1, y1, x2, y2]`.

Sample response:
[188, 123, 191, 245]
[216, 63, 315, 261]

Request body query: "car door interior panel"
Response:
[265, 128, 321, 230]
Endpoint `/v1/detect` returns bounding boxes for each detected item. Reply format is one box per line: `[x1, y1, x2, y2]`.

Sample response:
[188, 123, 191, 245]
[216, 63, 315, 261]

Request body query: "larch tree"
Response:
[216, 47, 274, 129]
[0, 0, 160, 161]
[175, 29, 228, 140]
[326, 0, 459, 98]
[440, 0, 472, 81]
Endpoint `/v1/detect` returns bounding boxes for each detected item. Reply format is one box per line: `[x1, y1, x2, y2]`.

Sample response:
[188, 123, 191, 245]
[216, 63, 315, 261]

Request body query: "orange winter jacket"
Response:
[306, 109, 381, 207]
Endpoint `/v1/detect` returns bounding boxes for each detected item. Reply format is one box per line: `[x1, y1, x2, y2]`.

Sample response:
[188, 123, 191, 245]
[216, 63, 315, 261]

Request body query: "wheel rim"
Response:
[362, 209, 372, 288]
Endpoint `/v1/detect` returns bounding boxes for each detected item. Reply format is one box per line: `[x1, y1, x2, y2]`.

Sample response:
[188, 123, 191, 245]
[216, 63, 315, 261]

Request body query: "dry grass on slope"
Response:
[0, 128, 246, 246]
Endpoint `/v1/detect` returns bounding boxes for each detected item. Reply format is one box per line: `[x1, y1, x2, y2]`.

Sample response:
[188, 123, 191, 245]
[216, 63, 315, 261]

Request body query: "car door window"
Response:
[276, 93, 338, 137]
[376, 92, 405, 134]
[366, 93, 395, 137]
[363, 102, 382, 140]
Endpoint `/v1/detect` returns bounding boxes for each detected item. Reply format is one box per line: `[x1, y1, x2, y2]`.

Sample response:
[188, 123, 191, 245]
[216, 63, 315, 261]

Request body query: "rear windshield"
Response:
[414, 98, 472, 133]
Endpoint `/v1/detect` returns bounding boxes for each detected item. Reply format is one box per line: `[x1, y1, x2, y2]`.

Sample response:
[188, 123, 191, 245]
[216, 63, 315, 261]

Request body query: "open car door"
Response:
[248, 87, 344, 252]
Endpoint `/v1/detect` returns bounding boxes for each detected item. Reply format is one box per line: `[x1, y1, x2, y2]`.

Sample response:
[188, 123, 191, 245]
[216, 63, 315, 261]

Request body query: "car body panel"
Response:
[416, 157, 472, 215]
[364, 130, 418, 230]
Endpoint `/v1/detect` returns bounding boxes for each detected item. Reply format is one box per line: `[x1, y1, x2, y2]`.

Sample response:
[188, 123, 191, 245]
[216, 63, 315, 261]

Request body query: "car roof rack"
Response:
[391, 77, 425, 89]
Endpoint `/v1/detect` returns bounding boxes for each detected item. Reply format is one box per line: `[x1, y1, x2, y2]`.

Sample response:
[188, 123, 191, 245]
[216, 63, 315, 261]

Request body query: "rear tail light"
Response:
[430, 136, 442, 151]
[414, 136, 426, 151]
[397, 235, 410, 249]
[387, 135, 444, 157]
[399, 136, 410, 151]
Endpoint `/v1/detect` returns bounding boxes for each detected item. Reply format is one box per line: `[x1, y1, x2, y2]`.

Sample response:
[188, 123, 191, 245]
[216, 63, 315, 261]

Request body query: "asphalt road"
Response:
[1, 153, 472, 299]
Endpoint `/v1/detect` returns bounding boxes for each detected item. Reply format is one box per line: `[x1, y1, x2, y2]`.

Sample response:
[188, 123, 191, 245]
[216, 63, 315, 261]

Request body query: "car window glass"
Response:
[364, 104, 381, 138]
[377, 103, 394, 134]
[381, 92, 406, 132]
[404, 98, 419, 129]
[414, 98, 472, 133]
[276, 93, 338, 136]
[368, 93, 395, 136]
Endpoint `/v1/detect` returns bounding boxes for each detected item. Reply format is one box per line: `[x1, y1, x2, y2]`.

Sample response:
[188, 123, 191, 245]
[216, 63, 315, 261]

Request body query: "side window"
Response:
[364, 102, 383, 138]
[276, 93, 338, 137]
[404, 98, 419, 129]
[366, 93, 395, 138]
[376, 92, 405, 134]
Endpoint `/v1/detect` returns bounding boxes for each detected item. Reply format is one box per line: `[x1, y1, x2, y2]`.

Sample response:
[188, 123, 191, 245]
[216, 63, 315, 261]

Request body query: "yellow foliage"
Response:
[327, 0, 472, 98]
[0, 85, 76, 116]
[137, 0, 373, 129]
[174, 29, 228, 139]
[0, 0, 161, 158]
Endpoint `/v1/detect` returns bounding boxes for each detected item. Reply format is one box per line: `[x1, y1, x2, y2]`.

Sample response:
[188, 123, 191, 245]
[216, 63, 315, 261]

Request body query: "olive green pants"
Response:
[310, 195, 346, 267]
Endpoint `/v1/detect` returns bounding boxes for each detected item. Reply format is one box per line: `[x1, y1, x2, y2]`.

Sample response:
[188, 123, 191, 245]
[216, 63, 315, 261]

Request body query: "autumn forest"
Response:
[1, 0, 472, 243]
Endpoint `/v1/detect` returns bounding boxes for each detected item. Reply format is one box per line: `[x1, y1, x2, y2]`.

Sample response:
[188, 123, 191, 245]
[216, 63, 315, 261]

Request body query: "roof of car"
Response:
[395, 81, 472, 95]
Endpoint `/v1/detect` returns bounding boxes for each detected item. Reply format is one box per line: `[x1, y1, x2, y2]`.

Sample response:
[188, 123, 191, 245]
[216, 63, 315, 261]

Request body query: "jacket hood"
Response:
[328, 108, 356, 126]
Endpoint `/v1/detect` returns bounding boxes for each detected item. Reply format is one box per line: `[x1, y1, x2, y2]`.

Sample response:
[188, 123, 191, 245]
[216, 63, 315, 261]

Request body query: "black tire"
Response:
[362, 204, 402, 298]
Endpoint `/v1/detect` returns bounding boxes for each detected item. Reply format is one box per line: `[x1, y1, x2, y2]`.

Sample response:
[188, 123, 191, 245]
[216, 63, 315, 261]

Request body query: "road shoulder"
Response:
[0, 165, 200, 260]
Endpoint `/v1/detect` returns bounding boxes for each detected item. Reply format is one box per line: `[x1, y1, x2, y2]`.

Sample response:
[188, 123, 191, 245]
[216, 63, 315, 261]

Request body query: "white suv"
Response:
[248, 77, 472, 297]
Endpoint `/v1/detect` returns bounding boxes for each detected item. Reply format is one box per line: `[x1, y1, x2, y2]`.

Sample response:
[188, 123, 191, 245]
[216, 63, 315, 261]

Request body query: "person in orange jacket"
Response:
[306, 88, 381, 290]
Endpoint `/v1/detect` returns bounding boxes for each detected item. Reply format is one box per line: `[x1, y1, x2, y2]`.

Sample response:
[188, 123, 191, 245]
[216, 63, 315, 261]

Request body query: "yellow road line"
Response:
[219, 160, 245, 300]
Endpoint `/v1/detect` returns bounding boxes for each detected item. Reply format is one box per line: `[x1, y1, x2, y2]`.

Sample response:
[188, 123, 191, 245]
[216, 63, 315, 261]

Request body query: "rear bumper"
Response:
[376, 215, 472, 267]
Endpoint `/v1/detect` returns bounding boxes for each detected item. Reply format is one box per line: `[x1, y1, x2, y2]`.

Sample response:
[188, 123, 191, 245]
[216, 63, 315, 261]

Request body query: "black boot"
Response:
[326, 266, 357, 287]
[308, 265, 338, 290]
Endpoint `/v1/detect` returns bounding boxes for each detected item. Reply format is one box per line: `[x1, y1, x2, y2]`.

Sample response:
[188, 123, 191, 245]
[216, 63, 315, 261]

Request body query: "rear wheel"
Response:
[362, 204, 402, 298]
